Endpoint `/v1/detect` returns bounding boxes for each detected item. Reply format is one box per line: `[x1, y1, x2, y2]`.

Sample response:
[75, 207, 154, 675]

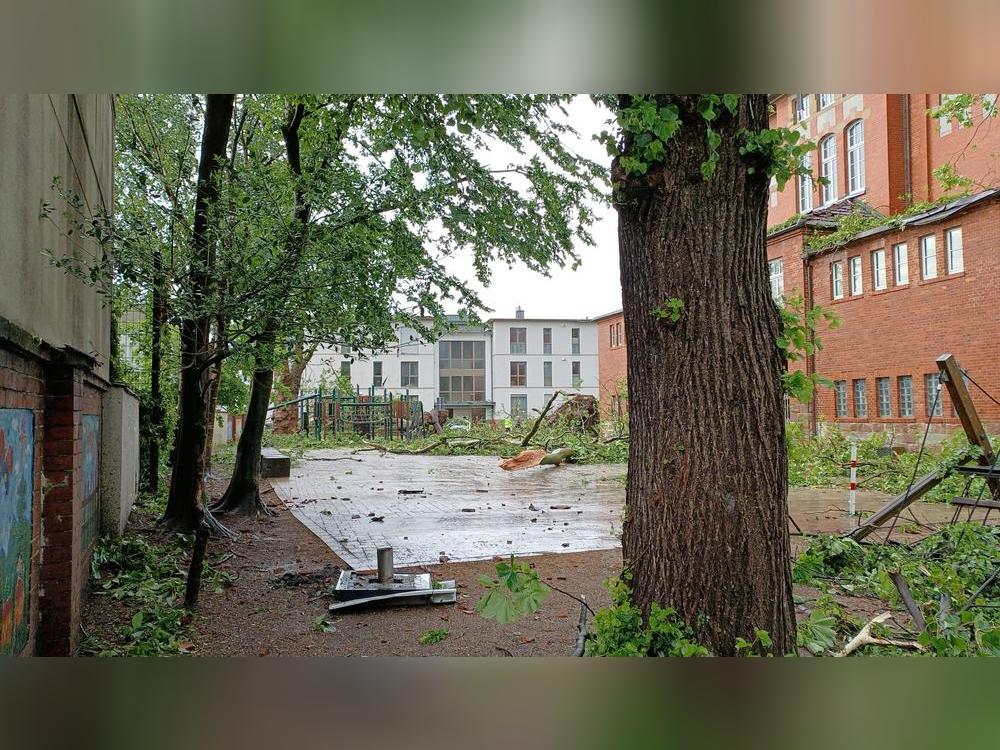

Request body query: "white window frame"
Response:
[400, 361, 419, 388]
[853, 379, 868, 418]
[946, 227, 964, 273]
[920, 235, 937, 279]
[939, 94, 955, 135]
[925, 373, 942, 417]
[834, 380, 848, 418]
[893, 243, 909, 285]
[768, 258, 784, 303]
[898, 375, 914, 418]
[820, 135, 838, 205]
[872, 249, 886, 290]
[848, 256, 862, 296]
[876, 377, 892, 418]
[846, 120, 865, 195]
[831, 260, 844, 299]
[796, 94, 811, 122]
[818, 94, 836, 110]
[798, 152, 813, 212]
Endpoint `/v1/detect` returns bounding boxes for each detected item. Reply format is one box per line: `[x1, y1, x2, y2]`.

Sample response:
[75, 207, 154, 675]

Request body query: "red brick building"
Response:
[595, 309, 626, 417]
[597, 94, 1000, 442]
[765, 94, 1000, 443]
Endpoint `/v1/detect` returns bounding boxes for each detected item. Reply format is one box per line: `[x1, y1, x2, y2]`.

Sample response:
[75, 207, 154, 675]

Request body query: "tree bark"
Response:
[211, 362, 275, 515]
[162, 94, 235, 533]
[202, 318, 225, 476]
[146, 243, 166, 494]
[615, 95, 795, 655]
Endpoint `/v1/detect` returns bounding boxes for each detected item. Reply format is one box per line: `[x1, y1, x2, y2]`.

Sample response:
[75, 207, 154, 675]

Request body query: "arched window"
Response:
[820, 134, 837, 205]
[846, 120, 865, 194]
[798, 151, 813, 212]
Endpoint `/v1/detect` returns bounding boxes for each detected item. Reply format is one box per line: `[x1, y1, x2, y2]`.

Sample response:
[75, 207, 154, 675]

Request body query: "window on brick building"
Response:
[831, 260, 844, 299]
[898, 375, 914, 417]
[846, 120, 865, 195]
[893, 243, 909, 285]
[798, 152, 813, 212]
[400, 361, 419, 388]
[834, 380, 848, 417]
[618, 323, 624, 346]
[768, 258, 784, 302]
[939, 94, 955, 135]
[820, 135, 837, 205]
[510, 327, 526, 354]
[510, 361, 526, 387]
[984, 94, 998, 119]
[946, 227, 963, 273]
[849, 256, 862, 295]
[572, 361, 582, 388]
[872, 249, 886, 290]
[818, 94, 836, 110]
[795, 94, 811, 122]
[542, 327, 552, 355]
[920, 235, 937, 279]
[543, 360, 552, 388]
[571, 328, 580, 355]
[876, 377, 892, 417]
[925, 373, 943, 416]
[853, 379, 868, 417]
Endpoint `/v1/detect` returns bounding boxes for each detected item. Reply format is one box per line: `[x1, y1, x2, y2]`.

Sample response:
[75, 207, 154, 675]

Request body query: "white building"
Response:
[302, 309, 599, 422]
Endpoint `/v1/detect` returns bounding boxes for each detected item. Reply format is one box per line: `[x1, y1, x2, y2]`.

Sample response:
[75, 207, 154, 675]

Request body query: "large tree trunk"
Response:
[211, 363, 275, 515]
[615, 95, 795, 656]
[162, 94, 235, 533]
[202, 320, 225, 477]
[146, 243, 166, 494]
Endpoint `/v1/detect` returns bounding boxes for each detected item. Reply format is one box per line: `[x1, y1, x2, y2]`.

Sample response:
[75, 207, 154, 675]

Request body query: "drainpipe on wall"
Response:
[902, 94, 913, 208]
[802, 244, 819, 437]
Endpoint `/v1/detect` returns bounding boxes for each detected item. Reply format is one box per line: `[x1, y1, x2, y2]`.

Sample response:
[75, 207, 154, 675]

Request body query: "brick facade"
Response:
[595, 310, 627, 417]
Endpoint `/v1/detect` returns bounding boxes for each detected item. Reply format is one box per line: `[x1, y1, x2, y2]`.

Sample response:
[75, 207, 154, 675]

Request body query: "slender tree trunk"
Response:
[162, 94, 235, 533]
[615, 94, 795, 655]
[147, 246, 165, 493]
[202, 319, 225, 476]
[211, 362, 274, 515]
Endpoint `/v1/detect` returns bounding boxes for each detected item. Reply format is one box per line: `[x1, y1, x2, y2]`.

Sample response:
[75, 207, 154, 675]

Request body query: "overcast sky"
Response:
[442, 96, 621, 321]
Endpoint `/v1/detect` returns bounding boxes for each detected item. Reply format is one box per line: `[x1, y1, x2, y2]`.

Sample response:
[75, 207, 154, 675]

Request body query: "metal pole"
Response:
[376, 547, 394, 584]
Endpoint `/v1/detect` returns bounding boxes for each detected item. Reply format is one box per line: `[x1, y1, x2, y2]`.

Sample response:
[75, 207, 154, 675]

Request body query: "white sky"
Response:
[442, 96, 622, 321]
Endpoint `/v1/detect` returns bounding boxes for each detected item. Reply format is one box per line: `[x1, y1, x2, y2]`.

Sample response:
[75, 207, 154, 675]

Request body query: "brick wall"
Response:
[0, 340, 107, 656]
[808, 198, 1000, 445]
[0, 346, 45, 656]
[768, 93, 1000, 231]
[595, 312, 627, 417]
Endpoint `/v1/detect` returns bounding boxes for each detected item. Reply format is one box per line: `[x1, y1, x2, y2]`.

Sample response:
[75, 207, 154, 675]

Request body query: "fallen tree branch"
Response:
[522, 390, 569, 447]
[836, 612, 925, 656]
[361, 437, 484, 456]
[888, 569, 927, 631]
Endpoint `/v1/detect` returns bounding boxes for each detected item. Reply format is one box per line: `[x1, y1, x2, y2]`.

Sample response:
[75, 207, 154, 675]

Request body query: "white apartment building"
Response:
[301, 309, 598, 422]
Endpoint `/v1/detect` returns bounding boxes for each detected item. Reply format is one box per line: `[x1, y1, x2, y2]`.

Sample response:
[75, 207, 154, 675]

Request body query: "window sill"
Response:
[917, 272, 964, 287]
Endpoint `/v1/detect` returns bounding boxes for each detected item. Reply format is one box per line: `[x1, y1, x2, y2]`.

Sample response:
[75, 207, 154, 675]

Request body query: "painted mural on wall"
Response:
[81, 414, 100, 553]
[0, 408, 33, 655]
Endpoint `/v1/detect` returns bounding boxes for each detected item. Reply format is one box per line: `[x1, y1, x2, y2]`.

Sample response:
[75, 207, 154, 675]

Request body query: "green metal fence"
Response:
[290, 386, 425, 440]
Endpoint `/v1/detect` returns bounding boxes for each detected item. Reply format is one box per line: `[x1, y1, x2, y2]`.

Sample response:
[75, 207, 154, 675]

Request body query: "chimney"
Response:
[515, 306, 524, 319]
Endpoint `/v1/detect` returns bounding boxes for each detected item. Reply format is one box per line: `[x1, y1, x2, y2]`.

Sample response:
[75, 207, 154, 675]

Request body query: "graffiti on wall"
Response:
[0, 408, 33, 655]
[81, 414, 100, 553]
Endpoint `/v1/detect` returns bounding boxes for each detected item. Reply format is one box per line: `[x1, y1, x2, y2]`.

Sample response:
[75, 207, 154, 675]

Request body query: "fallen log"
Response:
[499, 447, 575, 471]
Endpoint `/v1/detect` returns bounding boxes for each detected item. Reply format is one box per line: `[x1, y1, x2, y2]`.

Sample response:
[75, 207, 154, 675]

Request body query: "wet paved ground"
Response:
[271, 450, 974, 570]
[270, 449, 625, 570]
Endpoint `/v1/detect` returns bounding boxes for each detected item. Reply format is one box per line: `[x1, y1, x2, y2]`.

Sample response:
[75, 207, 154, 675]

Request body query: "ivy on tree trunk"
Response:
[614, 94, 796, 655]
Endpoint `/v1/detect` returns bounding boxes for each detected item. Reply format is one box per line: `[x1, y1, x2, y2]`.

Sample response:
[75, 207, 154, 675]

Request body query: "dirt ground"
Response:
[82, 472, 940, 656]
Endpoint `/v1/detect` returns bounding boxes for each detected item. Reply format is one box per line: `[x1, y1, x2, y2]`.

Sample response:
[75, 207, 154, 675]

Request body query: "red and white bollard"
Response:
[848, 443, 858, 517]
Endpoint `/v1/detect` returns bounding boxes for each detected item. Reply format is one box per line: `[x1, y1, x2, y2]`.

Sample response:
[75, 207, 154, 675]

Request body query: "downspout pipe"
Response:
[902, 94, 913, 208]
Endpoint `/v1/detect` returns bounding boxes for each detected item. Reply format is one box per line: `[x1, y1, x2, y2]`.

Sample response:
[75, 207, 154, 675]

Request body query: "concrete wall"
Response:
[0, 95, 114, 381]
[99, 385, 139, 537]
